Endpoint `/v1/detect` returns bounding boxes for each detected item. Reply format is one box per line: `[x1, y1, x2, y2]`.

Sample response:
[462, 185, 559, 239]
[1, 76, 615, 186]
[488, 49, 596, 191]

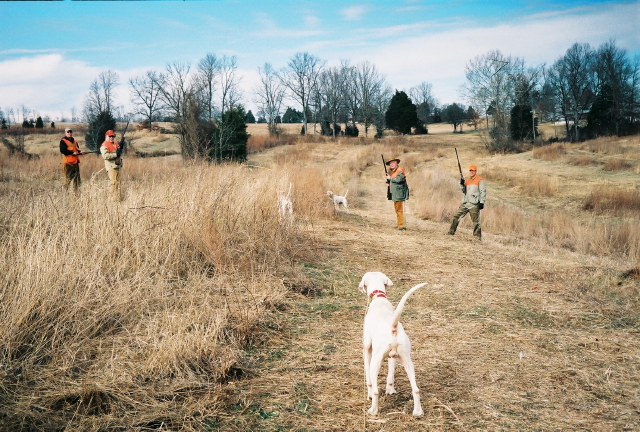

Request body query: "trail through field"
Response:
[220, 144, 639, 431]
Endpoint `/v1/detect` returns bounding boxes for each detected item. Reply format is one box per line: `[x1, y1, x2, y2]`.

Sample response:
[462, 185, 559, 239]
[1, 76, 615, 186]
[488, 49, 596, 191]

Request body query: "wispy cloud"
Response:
[251, 12, 324, 38]
[340, 5, 368, 21]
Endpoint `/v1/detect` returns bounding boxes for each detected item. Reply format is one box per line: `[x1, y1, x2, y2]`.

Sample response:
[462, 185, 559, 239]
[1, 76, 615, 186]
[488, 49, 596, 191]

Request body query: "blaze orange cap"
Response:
[469, 164, 477, 171]
[106, 130, 116, 137]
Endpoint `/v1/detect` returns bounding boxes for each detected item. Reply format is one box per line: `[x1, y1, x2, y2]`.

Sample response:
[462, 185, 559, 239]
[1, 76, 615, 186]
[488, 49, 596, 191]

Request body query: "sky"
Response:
[1, 0, 639, 121]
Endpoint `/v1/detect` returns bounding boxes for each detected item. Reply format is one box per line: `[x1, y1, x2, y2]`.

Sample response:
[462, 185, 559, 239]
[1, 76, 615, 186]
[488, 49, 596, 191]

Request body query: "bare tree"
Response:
[154, 62, 206, 157]
[355, 61, 387, 137]
[409, 82, 438, 125]
[254, 62, 285, 136]
[197, 53, 220, 121]
[317, 64, 348, 138]
[591, 40, 637, 135]
[546, 43, 594, 141]
[219, 55, 241, 115]
[129, 70, 164, 126]
[342, 62, 360, 134]
[83, 70, 120, 120]
[461, 50, 523, 150]
[279, 52, 325, 134]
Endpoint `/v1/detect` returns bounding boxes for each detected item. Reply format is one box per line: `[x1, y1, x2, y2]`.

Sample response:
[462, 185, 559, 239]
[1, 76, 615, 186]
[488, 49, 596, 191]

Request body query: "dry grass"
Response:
[0, 149, 324, 430]
[2, 123, 639, 431]
[482, 167, 559, 197]
[532, 143, 566, 161]
[583, 185, 640, 215]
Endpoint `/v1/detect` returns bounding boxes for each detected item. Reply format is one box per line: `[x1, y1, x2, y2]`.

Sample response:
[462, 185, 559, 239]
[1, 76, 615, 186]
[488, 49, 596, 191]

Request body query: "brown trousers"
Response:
[394, 200, 405, 228]
[63, 163, 81, 190]
[449, 204, 481, 238]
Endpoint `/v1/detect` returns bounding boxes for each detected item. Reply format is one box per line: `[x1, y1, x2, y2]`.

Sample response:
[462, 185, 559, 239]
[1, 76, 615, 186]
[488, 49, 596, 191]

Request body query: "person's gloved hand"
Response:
[478, 203, 484, 210]
[460, 178, 465, 187]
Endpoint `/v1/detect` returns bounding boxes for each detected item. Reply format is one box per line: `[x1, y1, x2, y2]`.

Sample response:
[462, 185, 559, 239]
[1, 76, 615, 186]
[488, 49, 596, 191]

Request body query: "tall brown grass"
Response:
[482, 167, 559, 197]
[532, 143, 565, 161]
[410, 160, 640, 261]
[583, 185, 640, 215]
[0, 150, 322, 430]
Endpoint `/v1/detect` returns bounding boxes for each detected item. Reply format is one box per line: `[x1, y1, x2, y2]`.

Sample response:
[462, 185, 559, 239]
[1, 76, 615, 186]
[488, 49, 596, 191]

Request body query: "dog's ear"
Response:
[358, 276, 367, 293]
[384, 276, 393, 288]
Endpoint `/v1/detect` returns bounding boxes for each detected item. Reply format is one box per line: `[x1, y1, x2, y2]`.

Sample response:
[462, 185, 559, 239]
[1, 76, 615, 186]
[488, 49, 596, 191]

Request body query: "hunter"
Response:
[385, 157, 409, 230]
[59, 127, 86, 191]
[447, 164, 486, 240]
[100, 130, 124, 201]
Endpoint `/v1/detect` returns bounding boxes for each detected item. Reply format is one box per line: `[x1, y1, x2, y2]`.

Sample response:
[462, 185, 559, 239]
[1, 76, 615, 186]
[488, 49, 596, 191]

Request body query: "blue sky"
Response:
[1, 0, 639, 120]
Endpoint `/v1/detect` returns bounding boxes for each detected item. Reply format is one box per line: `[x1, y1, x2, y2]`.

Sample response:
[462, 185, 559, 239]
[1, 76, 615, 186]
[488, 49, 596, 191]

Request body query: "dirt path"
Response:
[219, 145, 639, 431]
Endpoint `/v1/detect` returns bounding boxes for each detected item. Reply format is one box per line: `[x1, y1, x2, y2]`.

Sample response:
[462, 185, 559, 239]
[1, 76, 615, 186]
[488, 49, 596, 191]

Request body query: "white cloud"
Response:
[340, 5, 368, 21]
[348, 1, 640, 104]
[0, 54, 100, 118]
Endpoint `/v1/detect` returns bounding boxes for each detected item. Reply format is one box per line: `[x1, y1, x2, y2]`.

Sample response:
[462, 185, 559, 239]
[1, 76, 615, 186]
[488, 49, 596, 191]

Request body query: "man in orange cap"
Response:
[447, 164, 486, 239]
[59, 127, 86, 191]
[100, 129, 123, 200]
[385, 157, 409, 230]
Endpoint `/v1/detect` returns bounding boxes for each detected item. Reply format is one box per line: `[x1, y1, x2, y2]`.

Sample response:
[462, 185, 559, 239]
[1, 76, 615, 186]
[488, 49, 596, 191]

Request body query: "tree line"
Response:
[461, 40, 640, 151]
[2, 39, 638, 156]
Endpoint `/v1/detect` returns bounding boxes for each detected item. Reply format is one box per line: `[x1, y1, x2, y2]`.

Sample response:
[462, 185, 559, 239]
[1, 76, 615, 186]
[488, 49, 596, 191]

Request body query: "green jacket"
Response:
[389, 166, 409, 201]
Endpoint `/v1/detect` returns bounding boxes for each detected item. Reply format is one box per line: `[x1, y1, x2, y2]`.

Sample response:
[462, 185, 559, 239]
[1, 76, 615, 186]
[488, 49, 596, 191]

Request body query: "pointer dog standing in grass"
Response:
[326, 189, 349, 212]
[359, 272, 426, 416]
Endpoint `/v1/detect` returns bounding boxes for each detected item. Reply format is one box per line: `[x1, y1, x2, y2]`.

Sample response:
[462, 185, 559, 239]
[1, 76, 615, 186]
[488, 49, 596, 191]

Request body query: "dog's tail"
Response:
[344, 189, 348, 198]
[287, 182, 292, 199]
[391, 283, 427, 334]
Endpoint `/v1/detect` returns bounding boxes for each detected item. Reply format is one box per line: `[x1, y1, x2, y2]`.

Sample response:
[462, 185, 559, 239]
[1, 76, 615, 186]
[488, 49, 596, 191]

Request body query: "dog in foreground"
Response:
[359, 271, 426, 416]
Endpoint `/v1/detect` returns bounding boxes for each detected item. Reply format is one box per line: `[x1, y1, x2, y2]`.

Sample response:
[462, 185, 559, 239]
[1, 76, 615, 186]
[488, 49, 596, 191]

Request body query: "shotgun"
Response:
[454, 148, 466, 194]
[115, 120, 129, 165]
[381, 154, 392, 200]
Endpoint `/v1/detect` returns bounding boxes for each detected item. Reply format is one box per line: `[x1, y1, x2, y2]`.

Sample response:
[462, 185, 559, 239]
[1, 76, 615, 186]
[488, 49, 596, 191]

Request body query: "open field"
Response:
[0, 123, 638, 431]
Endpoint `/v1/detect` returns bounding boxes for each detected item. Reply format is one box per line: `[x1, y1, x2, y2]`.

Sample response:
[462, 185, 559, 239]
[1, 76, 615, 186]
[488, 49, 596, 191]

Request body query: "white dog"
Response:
[358, 271, 426, 416]
[277, 183, 293, 218]
[326, 189, 349, 212]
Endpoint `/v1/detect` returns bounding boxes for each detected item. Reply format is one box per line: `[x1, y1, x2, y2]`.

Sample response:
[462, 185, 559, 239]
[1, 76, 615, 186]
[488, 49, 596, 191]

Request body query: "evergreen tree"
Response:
[510, 105, 537, 141]
[35, 116, 44, 128]
[22, 119, 32, 128]
[441, 103, 467, 133]
[1, 118, 8, 129]
[257, 116, 267, 124]
[51, 121, 55, 128]
[210, 106, 249, 162]
[282, 107, 304, 123]
[245, 110, 256, 124]
[385, 91, 419, 135]
[85, 110, 116, 151]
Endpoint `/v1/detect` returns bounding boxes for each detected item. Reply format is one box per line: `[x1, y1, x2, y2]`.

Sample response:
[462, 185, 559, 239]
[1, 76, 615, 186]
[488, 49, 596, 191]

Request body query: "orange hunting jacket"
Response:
[61, 138, 80, 165]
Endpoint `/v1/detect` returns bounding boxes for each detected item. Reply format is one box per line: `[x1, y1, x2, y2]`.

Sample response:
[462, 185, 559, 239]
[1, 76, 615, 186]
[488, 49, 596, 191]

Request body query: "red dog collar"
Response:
[369, 290, 387, 299]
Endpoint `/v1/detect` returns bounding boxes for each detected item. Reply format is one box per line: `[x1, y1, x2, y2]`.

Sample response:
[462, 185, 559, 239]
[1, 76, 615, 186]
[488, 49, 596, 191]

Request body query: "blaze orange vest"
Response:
[465, 175, 483, 187]
[101, 140, 119, 153]
[62, 138, 80, 165]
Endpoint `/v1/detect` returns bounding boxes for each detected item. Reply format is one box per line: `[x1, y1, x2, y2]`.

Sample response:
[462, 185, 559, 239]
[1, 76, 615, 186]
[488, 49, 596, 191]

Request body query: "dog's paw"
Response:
[368, 406, 379, 416]
[385, 384, 397, 395]
[413, 407, 424, 416]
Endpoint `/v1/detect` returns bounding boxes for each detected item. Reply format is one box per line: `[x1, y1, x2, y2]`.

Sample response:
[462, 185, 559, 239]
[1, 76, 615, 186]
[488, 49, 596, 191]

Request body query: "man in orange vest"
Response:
[59, 127, 86, 191]
[385, 157, 409, 230]
[447, 164, 486, 240]
[100, 130, 123, 200]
